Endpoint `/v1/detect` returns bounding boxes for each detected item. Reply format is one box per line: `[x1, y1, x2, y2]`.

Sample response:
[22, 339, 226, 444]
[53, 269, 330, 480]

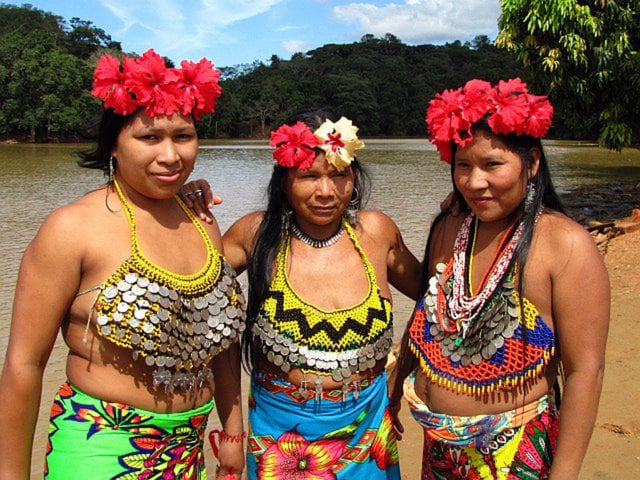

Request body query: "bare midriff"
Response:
[63, 319, 215, 414]
[257, 356, 388, 390]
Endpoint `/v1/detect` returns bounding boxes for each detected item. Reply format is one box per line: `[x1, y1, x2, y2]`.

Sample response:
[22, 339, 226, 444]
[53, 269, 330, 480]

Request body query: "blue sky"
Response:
[8, 0, 501, 68]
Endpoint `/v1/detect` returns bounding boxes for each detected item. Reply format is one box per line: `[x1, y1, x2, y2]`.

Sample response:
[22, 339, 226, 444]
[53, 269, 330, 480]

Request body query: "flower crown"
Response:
[425, 78, 553, 163]
[91, 49, 221, 120]
[269, 117, 365, 171]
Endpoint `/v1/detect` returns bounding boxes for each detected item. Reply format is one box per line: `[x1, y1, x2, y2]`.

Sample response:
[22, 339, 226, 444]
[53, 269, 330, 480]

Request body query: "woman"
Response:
[391, 78, 610, 479]
[0, 49, 245, 479]
[183, 110, 421, 479]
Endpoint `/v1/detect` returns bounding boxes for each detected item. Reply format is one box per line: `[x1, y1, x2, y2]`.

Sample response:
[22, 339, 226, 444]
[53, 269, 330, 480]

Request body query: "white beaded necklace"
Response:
[291, 220, 344, 248]
[447, 214, 524, 337]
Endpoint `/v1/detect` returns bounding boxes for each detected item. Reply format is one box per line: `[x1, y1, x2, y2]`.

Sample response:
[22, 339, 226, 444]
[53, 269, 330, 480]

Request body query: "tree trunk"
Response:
[29, 125, 36, 143]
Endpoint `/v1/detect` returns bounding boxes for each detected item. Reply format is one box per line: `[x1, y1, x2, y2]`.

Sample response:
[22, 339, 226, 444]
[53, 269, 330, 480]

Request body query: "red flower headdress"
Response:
[269, 117, 364, 170]
[91, 49, 221, 120]
[425, 78, 553, 163]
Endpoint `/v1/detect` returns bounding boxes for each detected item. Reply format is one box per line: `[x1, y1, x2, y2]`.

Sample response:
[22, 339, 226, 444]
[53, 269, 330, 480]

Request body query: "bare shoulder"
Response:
[223, 211, 264, 245]
[26, 190, 109, 262]
[535, 211, 598, 254]
[534, 210, 602, 272]
[37, 191, 104, 240]
[429, 213, 466, 262]
[357, 209, 399, 238]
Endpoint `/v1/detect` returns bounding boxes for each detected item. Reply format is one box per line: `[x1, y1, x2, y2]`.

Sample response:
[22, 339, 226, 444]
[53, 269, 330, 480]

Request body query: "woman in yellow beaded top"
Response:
[0, 49, 245, 479]
[184, 109, 422, 479]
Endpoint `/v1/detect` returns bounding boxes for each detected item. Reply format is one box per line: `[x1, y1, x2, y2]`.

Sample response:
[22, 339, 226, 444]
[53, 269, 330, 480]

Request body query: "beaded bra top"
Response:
[82, 180, 246, 393]
[252, 219, 394, 384]
[409, 214, 556, 396]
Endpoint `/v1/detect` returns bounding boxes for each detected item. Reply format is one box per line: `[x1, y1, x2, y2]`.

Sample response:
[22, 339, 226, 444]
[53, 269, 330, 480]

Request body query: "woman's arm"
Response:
[546, 217, 610, 480]
[222, 212, 263, 275]
[360, 210, 421, 300]
[0, 207, 83, 479]
[211, 343, 245, 479]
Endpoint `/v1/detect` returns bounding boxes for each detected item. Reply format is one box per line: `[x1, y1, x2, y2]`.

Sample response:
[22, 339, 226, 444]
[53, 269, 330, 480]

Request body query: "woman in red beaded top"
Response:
[390, 78, 610, 480]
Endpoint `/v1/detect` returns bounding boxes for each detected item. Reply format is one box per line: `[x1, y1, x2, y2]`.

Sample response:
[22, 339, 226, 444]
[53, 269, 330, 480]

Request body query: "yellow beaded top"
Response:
[86, 180, 246, 393]
[252, 219, 394, 381]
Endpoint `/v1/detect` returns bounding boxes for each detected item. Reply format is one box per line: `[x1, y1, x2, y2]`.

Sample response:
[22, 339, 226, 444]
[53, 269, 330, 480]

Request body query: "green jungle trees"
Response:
[0, 4, 120, 141]
[2, 2, 638, 146]
[497, 0, 640, 150]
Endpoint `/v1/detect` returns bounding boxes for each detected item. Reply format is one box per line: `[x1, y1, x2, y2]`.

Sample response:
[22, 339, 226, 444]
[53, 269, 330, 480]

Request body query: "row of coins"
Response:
[254, 314, 393, 381]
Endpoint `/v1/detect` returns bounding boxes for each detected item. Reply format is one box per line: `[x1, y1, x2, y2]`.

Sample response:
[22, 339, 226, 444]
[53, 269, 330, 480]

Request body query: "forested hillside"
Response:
[0, 3, 576, 142]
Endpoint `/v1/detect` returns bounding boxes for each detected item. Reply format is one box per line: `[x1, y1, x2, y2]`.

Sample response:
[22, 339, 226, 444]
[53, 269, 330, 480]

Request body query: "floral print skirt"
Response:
[45, 381, 213, 479]
[405, 375, 558, 480]
[247, 371, 400, 479]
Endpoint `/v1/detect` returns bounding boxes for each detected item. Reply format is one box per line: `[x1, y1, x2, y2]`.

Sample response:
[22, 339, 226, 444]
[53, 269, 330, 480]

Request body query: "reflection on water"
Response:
[1, 139, 639, 477]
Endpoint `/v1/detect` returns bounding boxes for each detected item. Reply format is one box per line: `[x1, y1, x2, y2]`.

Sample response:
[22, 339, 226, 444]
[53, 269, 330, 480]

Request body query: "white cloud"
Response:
[99, 0, 286, 60]
[281, 40, 308, 53]
[277, 25, 304, 32]
[332, 0, 500, 44]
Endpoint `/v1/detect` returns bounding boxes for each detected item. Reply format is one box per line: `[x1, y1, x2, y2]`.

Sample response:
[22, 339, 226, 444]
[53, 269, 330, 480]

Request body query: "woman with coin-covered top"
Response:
[182, 109, 422, 479]
[0, 49, 245, 479]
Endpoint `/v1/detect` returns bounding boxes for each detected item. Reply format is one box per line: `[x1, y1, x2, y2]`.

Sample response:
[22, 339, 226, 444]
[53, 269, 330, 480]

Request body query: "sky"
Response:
[7, 0, 502, 68]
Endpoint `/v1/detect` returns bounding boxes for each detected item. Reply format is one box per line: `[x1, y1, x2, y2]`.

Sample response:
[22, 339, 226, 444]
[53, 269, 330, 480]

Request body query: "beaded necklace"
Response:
[448, 214, 523, 338]
[290, 220, 344, 248]
[409, 213, 555, 396]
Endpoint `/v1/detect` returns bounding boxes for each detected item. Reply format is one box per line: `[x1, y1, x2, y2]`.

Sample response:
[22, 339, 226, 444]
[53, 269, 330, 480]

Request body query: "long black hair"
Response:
[76, 109, 136, 177]
[242, 108, 371, 370]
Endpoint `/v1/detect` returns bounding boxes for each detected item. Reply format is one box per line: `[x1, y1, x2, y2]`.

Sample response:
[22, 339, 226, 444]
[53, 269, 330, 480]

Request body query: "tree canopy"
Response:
[5, 3, 636, 145]
[0, 3, 120, 141]
[496, 0, 640, 150]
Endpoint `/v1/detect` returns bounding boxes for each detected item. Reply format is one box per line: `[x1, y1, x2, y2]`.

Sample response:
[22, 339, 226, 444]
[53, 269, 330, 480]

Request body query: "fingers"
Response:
[178, 185, 195, 208]
[201, 182, 223, 208]
[179, 180, 216, 224]
[392, 415, 405, 441]
[191, 191, 215, 224]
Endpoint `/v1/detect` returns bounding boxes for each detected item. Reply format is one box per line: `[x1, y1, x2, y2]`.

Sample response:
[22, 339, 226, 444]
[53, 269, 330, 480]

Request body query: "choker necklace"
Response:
[291, 220, 344, 248]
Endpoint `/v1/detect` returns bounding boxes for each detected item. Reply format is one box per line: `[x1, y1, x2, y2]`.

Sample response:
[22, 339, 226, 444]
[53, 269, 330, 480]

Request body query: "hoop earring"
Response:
[109, 156, 116, 184]
[345, 186, 360, 225]
[524, 181, 536, 212]
[282, 205, 293, 231]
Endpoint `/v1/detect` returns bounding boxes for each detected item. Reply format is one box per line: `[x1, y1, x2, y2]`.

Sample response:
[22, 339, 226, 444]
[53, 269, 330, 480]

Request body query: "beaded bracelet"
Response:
[209, 429, 247, 458]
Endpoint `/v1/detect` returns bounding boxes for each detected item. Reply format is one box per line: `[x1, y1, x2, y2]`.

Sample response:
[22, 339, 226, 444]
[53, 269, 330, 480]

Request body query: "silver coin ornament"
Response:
[423, 269, 522, 366]
[94, 261, 246, 393]
[253, 311, 393, 400]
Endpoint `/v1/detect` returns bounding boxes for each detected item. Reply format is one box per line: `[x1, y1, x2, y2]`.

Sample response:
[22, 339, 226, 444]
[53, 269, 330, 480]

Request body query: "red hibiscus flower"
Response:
[519, 94, 554, 137]
[487, 78, 529, 135]
[425, 77, 554, 163]
[461, 79, 492, 124]
[91, 54, 138, 115]
[125, 49, 179, 117]
[174, 58, 222, 120]
[426, 87, 468, 144]
[270, 121, 320, 169]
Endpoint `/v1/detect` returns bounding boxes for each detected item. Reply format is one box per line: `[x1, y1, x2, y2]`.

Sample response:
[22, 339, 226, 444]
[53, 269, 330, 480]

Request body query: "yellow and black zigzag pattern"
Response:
[262, 220, 393, 351]
[262, 290, 391, 351]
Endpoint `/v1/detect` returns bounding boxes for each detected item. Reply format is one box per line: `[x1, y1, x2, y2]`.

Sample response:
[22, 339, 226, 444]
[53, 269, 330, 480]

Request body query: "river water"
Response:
[1, 139, 639, 477]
